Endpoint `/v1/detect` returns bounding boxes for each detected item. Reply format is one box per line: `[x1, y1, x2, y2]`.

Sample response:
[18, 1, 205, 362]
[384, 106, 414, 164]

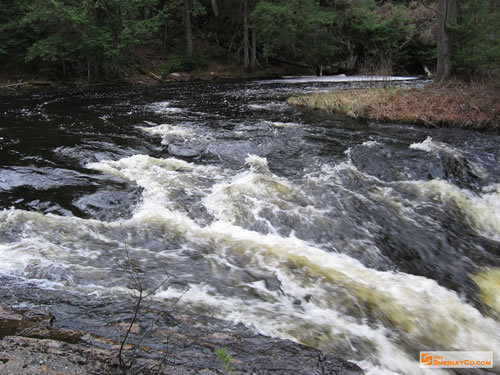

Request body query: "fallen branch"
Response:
[134, 66, 165, 83]
[0, 82, 28, 89]
[28, 81, 54, 86]
[421, 118, 439, 128]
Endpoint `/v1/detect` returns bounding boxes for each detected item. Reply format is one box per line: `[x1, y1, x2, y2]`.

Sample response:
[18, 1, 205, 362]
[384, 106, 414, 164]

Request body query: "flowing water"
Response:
[1, 78, 499, 374]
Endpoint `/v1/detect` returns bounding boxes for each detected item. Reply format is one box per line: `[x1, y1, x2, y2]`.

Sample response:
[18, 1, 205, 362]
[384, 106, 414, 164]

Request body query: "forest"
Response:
[0, 0, 499, 82]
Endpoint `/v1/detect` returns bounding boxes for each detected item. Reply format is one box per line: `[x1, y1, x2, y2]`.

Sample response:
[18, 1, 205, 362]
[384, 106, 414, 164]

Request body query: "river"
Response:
[0, 78, 499, 374]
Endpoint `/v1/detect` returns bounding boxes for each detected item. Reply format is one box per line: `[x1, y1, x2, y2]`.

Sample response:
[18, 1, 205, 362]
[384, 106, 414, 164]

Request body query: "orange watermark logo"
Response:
[420, 351, 493, 369]
[420, 353, 433, 366]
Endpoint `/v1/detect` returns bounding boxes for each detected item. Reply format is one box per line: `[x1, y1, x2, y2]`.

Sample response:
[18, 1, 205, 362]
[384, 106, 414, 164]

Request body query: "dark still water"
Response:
[1, 78, 499, 374]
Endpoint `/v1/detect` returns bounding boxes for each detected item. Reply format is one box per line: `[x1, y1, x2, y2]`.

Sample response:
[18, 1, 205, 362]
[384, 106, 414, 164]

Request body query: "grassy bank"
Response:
[288, 81, 500, 130]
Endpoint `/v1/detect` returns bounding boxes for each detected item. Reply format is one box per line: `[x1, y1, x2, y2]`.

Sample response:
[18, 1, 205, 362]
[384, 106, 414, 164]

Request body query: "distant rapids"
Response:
[1, 78, 499, 374]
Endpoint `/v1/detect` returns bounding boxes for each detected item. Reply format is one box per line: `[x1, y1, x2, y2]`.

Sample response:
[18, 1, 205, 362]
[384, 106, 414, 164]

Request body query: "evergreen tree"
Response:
[251, 0, 338, 72]
[453, 0, 500, 77]
[0, 0, 496, 80]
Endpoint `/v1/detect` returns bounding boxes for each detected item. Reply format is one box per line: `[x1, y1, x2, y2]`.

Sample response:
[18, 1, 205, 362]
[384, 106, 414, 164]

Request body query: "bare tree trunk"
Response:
[243, 0, 249, 70]
[61, 57, 67, 80]
[161, 1, 168, 55]
[87, 52, 91, 83]
[436, 0, 457, 82]
[184, 0, 193, 57]
[251, 27, 256, 72]
[116, 4, 123, 78]
[144, 4, 152, 19]
[211, 0, 219, 17]
[60, 48, 67, 80]
[163, 20, 168, 55]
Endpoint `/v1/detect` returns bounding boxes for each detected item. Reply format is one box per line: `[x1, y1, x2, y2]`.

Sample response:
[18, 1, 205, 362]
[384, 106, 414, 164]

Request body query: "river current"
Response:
[0, 78, 499, 374]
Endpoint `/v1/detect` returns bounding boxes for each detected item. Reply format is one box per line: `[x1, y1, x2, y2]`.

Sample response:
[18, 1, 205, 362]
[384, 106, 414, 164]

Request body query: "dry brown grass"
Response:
[288, 80, 500, 130]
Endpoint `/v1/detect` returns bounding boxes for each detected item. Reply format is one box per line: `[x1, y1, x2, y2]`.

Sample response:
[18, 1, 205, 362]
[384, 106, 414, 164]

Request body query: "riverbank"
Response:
[0, 284, 364, 375]
[288, 80, 500, 130]
[0, 58, 303, 91]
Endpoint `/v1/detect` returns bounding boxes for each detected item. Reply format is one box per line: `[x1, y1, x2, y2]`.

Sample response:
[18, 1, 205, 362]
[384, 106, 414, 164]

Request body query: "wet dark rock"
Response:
[73, 188, 141, 221]
[167, 142, 207, 158]
[0, 298, 363, 375]
[0, 336, 113, 374]
[350, 142, 484, 191]
[0, 305, 82, 343]
[440, 154, 482, 190]
[205, 141, 270, 167]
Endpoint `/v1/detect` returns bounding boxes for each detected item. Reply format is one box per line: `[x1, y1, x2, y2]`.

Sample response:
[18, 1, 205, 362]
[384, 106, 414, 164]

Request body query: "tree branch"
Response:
[418, 0, 443, 17]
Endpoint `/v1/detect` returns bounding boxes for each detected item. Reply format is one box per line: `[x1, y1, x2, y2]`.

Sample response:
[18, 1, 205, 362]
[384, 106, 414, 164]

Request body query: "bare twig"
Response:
[131, 286, 188, 361]
[417, 0, 442, 16]
[118, 224, 146, 370]
[116, 223, 195, 374]
[118, 286, 143, 369]
[396, 15, 436, 51]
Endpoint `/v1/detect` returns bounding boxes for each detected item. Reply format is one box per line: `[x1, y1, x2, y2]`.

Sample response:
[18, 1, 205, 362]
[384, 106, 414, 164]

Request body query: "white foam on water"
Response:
[129, 199, 499, 374]
[403, 179, 500, 242]
[247, 102, 290, 111]
[264, 121, 299, 128]
[257, 75, 419, 84]
[409, 136, 435, 153]
[307, 159, 500, 242]
[3, 198, 497, 374]
[244, 154, 269, 172]
[0, 209, 117, 286]
[87, 154, 226, 213]
[203, 155, 302, 227]
[2, 147, 499, 375]
[147, 101, 184, 114]
[409, 137, 486, 177]
[409, 136, 468, 157]
[0, 239, 65, 279]
[0, 207, 193, 293]
[361, 140, 380, 147]
[138, 124, 194, 144]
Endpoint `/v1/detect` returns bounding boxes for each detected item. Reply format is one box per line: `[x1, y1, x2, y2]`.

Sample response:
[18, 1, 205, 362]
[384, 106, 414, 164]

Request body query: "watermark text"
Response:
[420, 351, 493, 369]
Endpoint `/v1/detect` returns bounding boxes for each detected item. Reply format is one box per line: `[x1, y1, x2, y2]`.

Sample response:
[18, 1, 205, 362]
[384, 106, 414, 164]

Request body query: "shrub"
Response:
[161, 53, 208, 76]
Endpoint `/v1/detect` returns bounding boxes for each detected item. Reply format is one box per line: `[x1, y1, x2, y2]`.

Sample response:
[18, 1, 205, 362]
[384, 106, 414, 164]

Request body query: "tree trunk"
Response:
[60, 47, 67, 80]
[211, 0, 219, 17]
[184, 0, 193, 57]
[251, 27, 256, 72]
[61, 57, 67, 80]
[162, 1, 168, 55]
[243, 0, 249, 70]
[144, 4, 152, 19]
[87, 54, 91, 83]
[435, 0, 457, 82]
[163, 20, 168, 55]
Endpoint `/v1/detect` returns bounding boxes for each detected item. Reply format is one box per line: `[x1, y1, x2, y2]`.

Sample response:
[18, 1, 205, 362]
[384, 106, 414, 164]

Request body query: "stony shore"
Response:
[0, 277, 364, 375]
